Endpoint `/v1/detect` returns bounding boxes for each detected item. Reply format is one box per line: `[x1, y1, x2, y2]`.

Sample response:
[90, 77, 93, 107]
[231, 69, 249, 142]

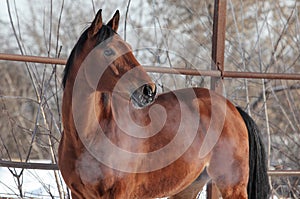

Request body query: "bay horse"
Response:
[58, 9, 270, 199]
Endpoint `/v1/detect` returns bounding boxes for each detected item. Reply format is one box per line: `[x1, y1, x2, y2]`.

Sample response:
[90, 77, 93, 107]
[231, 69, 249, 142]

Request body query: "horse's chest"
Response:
[75, 150, 106, 184]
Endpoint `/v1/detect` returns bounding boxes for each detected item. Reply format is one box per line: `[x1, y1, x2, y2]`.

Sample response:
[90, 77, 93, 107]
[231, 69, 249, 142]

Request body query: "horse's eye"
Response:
[104, 48, 115, 56]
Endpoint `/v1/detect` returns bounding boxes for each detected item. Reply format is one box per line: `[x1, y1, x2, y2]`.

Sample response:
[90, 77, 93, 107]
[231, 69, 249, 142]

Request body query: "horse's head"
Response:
[63, 9, 156, 108]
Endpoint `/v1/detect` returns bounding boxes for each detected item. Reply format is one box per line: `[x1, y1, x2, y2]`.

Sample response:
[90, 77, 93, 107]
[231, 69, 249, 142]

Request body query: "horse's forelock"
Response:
[96, 25, 116, 45]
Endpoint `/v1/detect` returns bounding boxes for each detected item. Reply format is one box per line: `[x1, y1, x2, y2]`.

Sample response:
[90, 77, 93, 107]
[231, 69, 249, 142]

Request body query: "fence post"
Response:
[207, 0, 227, 198]
[210, 0, 227, 92]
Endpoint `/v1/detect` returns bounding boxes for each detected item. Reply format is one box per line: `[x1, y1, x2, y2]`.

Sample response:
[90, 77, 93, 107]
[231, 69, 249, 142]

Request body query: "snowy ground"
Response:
[0, 165, 62, 198]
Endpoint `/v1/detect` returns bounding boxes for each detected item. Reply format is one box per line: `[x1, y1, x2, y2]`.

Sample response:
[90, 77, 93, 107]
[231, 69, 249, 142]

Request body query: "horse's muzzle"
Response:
[131, 83, 157, 108]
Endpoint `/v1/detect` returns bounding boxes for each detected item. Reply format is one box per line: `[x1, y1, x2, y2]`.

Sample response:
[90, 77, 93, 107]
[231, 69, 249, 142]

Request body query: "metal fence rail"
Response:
[1, 160, 300, 176]
[1, 53, 300, 80]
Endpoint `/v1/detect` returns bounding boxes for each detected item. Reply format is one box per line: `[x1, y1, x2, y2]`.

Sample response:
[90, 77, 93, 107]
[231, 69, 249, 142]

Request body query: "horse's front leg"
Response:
[169, 169, 210, 199]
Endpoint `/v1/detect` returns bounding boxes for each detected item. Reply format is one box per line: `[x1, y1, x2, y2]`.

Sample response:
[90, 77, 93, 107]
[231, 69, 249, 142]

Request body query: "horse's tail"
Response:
[236, 107, 270, 199]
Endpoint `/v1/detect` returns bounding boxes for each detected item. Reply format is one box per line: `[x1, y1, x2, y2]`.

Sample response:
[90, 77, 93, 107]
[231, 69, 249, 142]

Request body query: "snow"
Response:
[0, 164, 62, 198]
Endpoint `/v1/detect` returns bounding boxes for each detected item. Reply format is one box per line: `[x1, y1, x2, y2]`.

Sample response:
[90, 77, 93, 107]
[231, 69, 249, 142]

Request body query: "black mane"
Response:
[62, 25, 116, 88]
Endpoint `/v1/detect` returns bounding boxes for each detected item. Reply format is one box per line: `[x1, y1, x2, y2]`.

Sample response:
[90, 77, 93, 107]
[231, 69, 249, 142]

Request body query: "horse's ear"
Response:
[107, 10, 120, 32]
[88, 9, 103, 38]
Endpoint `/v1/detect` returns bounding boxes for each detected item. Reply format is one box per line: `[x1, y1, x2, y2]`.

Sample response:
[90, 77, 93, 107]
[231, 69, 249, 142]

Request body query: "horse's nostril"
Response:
[143, 85, 152, 96]
[131, 84, 156, 108]
[143, 84, 156, 97]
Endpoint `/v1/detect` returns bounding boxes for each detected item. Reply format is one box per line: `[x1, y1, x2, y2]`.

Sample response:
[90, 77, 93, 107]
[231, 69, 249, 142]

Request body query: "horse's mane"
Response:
[62, 25, 116, 89]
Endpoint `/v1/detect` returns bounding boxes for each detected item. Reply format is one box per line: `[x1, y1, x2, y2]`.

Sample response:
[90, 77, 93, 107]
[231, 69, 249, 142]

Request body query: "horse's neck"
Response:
[97, 92, 113, 120]
[63, 89, 151, 141]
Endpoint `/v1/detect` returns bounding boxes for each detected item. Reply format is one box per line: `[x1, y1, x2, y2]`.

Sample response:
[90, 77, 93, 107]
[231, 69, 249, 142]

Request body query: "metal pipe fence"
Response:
[1, 53, 300, 80]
